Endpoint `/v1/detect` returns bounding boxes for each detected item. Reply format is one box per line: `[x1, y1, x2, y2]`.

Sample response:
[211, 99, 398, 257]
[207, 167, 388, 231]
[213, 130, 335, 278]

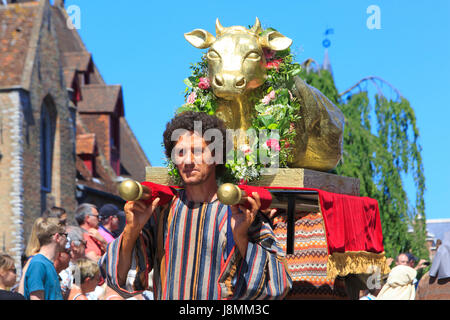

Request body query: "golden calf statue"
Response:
[184, 18, 344, 171]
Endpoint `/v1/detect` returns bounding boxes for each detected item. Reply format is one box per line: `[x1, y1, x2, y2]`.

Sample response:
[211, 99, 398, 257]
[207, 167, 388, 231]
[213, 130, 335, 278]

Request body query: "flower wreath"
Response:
[167, 27, 302, 184]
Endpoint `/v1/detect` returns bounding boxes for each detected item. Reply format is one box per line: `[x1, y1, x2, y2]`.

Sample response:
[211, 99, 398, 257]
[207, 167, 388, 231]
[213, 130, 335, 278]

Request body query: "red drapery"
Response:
[316, 189, 385, 255]
[266, 186, 385, 254]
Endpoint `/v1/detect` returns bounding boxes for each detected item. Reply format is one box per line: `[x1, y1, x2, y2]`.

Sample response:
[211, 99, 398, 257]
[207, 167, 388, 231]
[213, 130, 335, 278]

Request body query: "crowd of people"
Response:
[0, 203, 153, 300]
[2, 201, 448, 300]
[359, 232, 450, 300]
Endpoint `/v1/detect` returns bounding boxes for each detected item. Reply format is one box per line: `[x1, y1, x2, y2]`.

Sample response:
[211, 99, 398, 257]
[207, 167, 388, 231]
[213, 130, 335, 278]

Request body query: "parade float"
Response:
[120, 18, 390, 299]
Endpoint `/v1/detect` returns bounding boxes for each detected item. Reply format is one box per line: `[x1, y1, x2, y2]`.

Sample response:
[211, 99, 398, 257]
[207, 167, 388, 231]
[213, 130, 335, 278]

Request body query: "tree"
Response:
[298, 65, 427, 261]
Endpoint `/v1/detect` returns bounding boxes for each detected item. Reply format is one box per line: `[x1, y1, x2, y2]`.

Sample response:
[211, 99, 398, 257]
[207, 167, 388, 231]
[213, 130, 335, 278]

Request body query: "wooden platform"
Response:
[145, 167, 360, 196]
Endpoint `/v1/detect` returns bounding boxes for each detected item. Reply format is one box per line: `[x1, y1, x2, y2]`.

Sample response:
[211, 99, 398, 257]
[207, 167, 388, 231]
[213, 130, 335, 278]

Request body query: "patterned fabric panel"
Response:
[273, 211, 348, 300]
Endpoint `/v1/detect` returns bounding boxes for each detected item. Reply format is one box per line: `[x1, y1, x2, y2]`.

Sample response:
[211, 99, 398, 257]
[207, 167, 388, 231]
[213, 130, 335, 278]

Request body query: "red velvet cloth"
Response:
[266, 186, 385, 255]
[316, 189, 384, 255]
[238, 184, 272, 211]
[140, 181, 176, 206]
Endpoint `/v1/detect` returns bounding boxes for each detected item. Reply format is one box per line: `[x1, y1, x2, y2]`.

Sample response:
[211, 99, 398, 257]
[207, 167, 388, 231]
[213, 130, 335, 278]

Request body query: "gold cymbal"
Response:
[118, 179, 143, 201]
[217, 183, 242, 205]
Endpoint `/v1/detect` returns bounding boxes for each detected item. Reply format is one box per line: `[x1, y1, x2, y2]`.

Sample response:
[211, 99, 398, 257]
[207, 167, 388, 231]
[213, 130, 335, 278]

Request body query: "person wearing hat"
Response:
[98, 204, 121, 244]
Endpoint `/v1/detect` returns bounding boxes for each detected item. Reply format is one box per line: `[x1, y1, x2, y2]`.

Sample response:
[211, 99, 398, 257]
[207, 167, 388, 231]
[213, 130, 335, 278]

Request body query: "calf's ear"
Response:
[184, 29, 216, 49]
[260, 31, 292, 51]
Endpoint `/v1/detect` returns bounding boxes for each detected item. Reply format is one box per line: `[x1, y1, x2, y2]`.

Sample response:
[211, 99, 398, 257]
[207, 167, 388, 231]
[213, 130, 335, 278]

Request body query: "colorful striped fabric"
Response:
[99, 190, 292, 300]
[273, 211, 348, 299]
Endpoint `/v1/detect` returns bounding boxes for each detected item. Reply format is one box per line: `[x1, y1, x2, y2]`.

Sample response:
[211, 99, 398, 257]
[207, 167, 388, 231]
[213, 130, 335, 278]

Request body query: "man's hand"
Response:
[230, 192, 261, 257]
[117, 197, 160, 287]
[415, 259, 428, 270]
[386, 257, 394, 267]
[123, 197, 160, 234]
[88, 228, 107, 247]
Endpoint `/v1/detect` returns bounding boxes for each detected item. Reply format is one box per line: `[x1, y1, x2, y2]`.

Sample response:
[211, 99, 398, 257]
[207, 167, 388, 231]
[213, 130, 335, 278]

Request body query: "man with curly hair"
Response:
[100, 111, 291, 300]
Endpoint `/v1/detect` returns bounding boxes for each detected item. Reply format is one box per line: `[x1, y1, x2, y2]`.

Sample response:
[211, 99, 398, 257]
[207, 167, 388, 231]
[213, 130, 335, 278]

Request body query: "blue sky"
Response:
[63, 0, 450, 220]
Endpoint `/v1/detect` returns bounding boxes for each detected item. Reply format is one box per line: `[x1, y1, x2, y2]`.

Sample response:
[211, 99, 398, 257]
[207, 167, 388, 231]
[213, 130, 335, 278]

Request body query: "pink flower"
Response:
[198, 77, 210, 90]
[187, 91, 197, 104]
[262, 90, 276, 105]
[265, 58, 283, 71]
[266, 138, 280, 152]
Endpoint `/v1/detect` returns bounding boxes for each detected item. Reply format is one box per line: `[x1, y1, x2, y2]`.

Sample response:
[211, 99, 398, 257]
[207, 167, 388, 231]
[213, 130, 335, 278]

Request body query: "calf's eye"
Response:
[207, 50, 220, 60]
[245, 52, 261, 61]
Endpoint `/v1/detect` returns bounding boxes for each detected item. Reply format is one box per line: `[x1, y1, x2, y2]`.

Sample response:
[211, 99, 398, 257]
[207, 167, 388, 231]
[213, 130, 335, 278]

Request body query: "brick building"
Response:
[0, 0, 151, 270]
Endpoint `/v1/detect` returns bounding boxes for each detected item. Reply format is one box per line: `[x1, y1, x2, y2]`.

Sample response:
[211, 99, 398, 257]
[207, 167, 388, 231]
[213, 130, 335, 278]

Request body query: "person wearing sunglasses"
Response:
[23, 217, 67, 300]
[75, 203, 107, 262]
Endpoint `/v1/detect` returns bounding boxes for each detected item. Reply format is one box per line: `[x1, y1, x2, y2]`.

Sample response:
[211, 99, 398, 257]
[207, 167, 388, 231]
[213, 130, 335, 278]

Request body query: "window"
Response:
[40, 98, 56, 213]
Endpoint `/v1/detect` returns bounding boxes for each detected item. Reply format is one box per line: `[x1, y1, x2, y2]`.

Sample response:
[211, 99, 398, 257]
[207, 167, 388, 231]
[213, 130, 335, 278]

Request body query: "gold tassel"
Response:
[326, 251, 391, 279]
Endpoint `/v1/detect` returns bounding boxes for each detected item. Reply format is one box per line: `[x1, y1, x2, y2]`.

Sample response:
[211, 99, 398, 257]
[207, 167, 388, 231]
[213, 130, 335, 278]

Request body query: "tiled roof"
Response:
[63, 68, 77, 87]
[0, 2, 38, 88]
[77, 84, 124, 114]
[76, 133, 96, 155]
[61, 51, 92, 71]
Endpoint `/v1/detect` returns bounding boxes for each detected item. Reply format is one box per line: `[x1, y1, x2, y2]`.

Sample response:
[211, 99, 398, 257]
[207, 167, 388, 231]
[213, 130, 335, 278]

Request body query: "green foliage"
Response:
[299, 69, 428, 260]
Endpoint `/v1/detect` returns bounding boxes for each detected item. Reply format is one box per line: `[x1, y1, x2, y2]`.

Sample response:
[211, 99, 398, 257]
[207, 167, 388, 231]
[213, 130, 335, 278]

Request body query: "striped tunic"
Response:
[99, 190, 292, 300]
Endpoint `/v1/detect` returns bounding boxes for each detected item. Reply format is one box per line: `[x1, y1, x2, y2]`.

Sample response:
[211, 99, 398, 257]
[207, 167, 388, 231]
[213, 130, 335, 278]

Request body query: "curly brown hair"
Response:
[163, 112, 229, 177]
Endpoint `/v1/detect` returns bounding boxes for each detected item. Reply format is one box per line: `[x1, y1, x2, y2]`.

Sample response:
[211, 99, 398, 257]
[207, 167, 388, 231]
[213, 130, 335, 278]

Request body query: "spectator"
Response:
[59, 226, 87, 299]
[395, 253, 409, 266]
[416, 231, 450, 300]
[66, 226, 87, 261]
[75, 203, 107, 262]
[406, 253, 428, 271]
[43, 206, 67, 227]
[23, 217, 67, 300]
[54, 247, 71, 274]
[112, 211, 126, 238]
[24, 217, 45, 259]
[67, 258, 101, 300]
[18, 216, 48, 295]
[98, 204, 121, 244]
[0, 254, 25, 300]
[376, 265, 417, 300]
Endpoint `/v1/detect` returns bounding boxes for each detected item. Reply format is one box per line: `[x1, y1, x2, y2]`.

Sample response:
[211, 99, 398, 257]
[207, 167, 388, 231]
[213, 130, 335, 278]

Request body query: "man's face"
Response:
[110, 215, 120, 231]
[173, 131, 216, 186]
[396, 254, 409, 266]
[54, 250, 70, 272]
[70, 240, 86, 260]
[86, 208, 100, 229]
